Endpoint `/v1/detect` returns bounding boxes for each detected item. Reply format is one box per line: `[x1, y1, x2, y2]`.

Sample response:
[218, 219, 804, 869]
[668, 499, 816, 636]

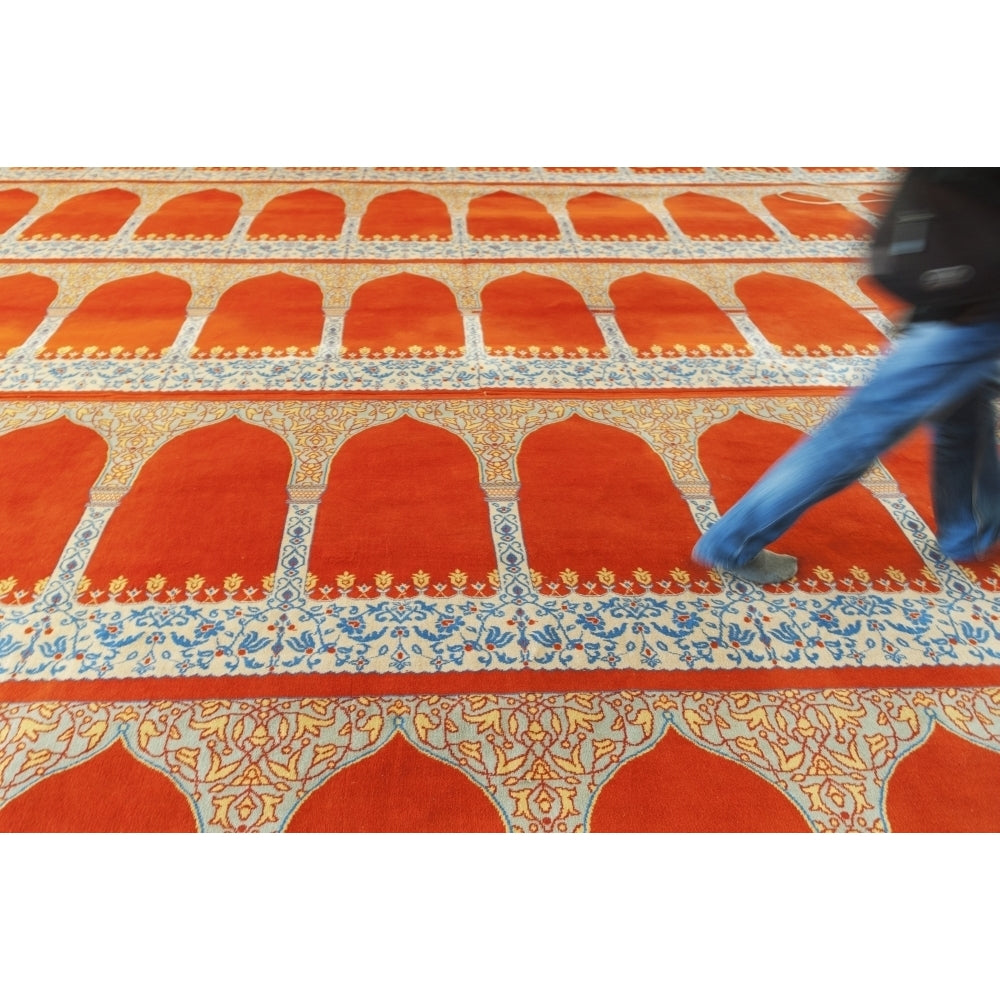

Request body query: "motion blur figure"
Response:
[693, 168, 1000, 584]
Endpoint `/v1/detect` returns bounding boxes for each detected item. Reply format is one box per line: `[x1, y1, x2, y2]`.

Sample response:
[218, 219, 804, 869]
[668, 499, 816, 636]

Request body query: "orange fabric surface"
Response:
[357, 189, 452, 240]
[286, 734, 506, 832]
[0, 740, 198, 833]
[341, 273, 465, 356]
[0, 188, 39, 234]
[0, 273, 58, 354]
[466, 191, 560, 240]
[41, 273, 191, 358]
[247, 189, 346, 240]
[736, 272, 888, 355]
[663, 191, 775, 240]
[885, 725, 1000, 832]
[83, 417, 291, 601]
[566, 192, 666, 240]
[762, 191, 871, 239]
[517, 414, 711, 590]
[610, 272, 746, 355]
[0, 418, 107, 599]
[134, 189, 242, 239]
[24, 188, 140, 239]
[2, 167, 995, 835]
[194, 273, 325, 356]
[308, 416, 498, 595]
[589, 728, 811, 832]
[480, 273, 606, 355]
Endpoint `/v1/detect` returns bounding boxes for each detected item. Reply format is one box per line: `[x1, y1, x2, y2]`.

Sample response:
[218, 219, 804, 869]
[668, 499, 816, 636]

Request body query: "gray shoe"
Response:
[722, 549, 798, 584]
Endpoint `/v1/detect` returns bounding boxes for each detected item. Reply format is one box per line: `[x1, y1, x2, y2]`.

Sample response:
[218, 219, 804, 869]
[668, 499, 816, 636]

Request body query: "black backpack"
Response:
[870, 167, 1000, 309]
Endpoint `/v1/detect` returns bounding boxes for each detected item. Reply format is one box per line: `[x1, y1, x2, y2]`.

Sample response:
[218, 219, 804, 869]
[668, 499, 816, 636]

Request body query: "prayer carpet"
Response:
[1, 166, 998, 833]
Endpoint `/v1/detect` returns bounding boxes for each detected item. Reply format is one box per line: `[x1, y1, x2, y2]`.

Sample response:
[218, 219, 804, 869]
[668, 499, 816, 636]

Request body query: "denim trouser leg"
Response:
[692, 319, 1000, 569]
[929, 384, 1000, 559]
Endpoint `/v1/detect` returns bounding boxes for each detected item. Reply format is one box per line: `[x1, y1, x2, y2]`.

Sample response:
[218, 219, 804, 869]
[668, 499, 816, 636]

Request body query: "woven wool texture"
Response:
[1, 166, 998, 833]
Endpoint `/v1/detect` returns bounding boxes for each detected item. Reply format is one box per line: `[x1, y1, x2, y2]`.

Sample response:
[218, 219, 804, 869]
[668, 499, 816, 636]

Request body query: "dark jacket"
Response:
[906, 167, 1000, 324]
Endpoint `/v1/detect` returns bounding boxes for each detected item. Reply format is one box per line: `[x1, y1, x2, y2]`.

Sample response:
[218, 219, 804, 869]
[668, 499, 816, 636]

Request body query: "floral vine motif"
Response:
[666, 689, 929, 831]
[0, 701, 120, 808]
[405, 692, 661, 832]
[128, 698, 392, 832]
[1, 686, 998, 831]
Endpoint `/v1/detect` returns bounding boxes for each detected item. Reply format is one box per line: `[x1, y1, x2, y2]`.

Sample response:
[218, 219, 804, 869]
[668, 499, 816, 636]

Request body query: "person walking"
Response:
[692, 168, 1000, 584]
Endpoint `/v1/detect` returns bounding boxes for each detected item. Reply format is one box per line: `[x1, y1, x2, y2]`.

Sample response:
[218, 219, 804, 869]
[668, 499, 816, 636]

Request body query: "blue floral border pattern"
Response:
[1, 390, 993, 681]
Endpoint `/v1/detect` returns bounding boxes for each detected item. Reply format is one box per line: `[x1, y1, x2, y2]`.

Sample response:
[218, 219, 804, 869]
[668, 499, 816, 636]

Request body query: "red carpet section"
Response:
[0, 741, 198, 833]
[134, 190, 241, 239]
[1, 166, 997, 833]
[664, 191, 775, 241]
[194, 273, 325, 358]
[358, 190, 452, 240]
[0, 188, 38, 234]
[610, 272, 747, 356]
[83, 417, 290, 602]
[0, 418, 107, 600]
[341, 273, 465, 357]
[40, 273, 190, 359]
[517, 414, 710, 592]
[23, 188, 140, 240]
[0, 273, 57, 354]
[248, 189, 346, 241]
[481, 273, 606, 356]
[308, 416, 498, 596]
[287, 735, 506, 833]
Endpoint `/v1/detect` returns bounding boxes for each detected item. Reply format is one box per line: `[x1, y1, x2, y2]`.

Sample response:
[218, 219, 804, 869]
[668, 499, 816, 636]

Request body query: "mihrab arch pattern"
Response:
[3, 166, 995, 835]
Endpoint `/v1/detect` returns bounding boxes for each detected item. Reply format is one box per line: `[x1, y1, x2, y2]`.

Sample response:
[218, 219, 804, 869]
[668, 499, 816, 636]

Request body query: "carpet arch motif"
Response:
[2, 166, 998, 832]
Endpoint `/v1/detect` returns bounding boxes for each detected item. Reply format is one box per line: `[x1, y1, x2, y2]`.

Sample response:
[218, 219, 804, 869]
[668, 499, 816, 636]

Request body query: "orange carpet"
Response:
[1, 166, 998, 833]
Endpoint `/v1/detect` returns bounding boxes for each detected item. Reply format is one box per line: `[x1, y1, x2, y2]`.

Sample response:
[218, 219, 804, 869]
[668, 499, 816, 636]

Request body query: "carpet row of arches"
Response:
[0, 407, 967, 603]
[1, 270, 891, 359]
[0, 186, 880, 242]
[0, 716, 993, 833]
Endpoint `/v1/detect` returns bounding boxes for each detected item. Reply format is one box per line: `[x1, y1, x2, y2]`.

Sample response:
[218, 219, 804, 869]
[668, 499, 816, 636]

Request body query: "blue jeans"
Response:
[692, 318, 1000, 568]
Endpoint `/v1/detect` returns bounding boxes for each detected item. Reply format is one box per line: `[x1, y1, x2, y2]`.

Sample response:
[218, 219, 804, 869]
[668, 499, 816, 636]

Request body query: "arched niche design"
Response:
[589, 728, 811, 832]
[247, 188, 346, 240]
[761, 191, 871, 239]
[0, 273, 58, 354]
[286, 734, 505, 832]
[480, 272, 606, 357]
[566, 192, 666, 240]
[466, 190, 560, 240]
[0, 188, 39, 234]
[358, 190, 452, 240]
[0, 740, 198, 833]
[0, 417, 108, 602]
[516, 414, 706, 592]
[193, 272, 325, 357]
[609, 272, 747, 357]
[885, 725, 1000, 832]
[663, 191, 775, 240]
[697, 410, 933, 588]
[133, 189, 242, 239]
[341, 272, 465, 357]
[735, 272, 888, 355]
[83, 416, 292, 602]
[22, 188, 140, 239]
[308, 415, 497, 597]
[40, 272, 191, 359]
